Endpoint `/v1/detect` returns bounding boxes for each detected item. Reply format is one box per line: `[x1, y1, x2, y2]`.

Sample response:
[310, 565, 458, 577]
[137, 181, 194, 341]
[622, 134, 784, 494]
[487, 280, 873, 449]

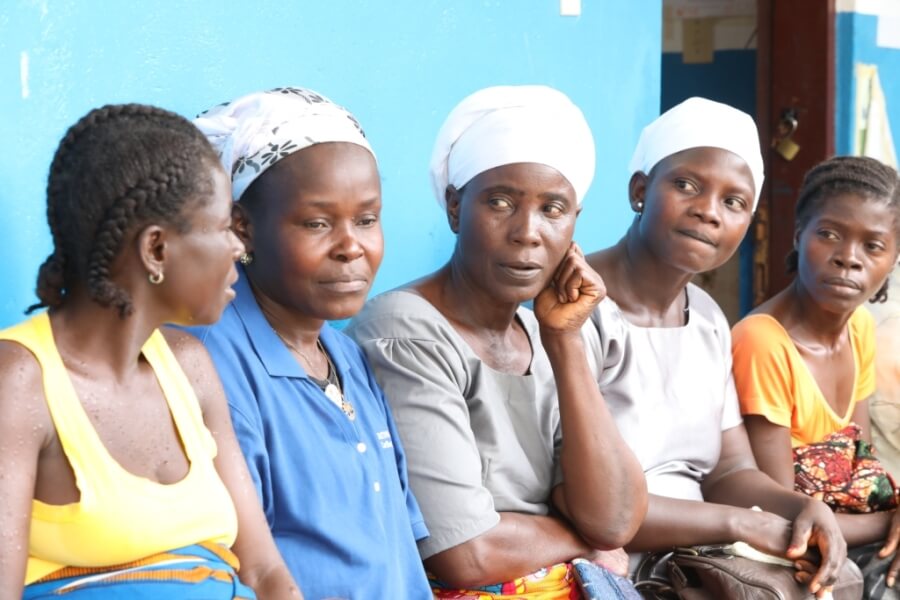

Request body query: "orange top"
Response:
[731, 307, 876, 447]
[0, 312, 238, 584]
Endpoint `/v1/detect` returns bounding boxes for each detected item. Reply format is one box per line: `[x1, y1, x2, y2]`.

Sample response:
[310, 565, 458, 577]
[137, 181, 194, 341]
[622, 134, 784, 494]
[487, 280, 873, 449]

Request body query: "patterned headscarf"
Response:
[629, 97, 765, 210]
[429, 85, 596, 207]
[194, 87, 374, 201]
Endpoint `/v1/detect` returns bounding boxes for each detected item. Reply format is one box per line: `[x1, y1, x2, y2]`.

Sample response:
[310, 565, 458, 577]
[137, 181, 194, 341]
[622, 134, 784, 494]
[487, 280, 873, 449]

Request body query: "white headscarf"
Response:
[194, 87, 374, 201]
[429, 85, 596, 207]
[629, 97, 765, 210]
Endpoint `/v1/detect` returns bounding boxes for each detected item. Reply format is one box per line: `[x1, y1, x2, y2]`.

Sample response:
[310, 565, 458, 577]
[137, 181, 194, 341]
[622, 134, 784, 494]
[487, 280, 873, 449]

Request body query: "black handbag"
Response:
[847, 542, 900, 600]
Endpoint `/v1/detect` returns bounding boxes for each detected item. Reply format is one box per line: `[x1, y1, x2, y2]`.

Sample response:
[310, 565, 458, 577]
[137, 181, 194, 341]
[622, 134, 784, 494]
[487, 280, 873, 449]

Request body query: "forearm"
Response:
[836, 511, 891, 547]
[425, 512, 591, 588]
[626, 494, 742, 552]
[242, 564, 303, 600]
[703, 468, 808, 519]
[542, 332, 647, 548]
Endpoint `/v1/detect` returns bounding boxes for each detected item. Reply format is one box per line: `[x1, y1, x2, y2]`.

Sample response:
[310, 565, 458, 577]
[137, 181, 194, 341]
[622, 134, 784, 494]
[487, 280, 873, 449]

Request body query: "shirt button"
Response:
[357, 442, 367, 453]
[373, 481, 381, 492]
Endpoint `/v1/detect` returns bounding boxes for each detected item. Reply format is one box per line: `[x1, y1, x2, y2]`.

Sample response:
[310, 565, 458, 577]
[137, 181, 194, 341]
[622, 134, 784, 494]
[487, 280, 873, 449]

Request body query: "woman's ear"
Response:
[628, 172, 648, 214]
[136, 224, 167, 279]
[446, 185, 462, 234]
[231, 203, 254, 252]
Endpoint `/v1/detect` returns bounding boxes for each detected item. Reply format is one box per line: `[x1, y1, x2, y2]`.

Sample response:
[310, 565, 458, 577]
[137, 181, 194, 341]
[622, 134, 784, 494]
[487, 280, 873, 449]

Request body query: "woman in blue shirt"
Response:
[189, 87, 432, 600]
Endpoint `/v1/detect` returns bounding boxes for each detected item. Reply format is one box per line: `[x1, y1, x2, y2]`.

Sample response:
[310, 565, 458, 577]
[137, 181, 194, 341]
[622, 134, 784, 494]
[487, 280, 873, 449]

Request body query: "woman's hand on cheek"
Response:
[534, 243, 606, 336]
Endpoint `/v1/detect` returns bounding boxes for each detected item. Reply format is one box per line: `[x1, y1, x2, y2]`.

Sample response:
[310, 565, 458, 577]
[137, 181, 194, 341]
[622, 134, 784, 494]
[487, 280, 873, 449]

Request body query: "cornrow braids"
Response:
[786, 155, 900, 303]
[28, 103, 221, 317]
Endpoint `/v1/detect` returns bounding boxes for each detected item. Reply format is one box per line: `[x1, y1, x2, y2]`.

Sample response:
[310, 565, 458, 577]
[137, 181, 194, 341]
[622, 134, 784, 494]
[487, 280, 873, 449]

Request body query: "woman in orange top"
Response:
[0, 105, 301, 599]
[732, 156, 900, 589]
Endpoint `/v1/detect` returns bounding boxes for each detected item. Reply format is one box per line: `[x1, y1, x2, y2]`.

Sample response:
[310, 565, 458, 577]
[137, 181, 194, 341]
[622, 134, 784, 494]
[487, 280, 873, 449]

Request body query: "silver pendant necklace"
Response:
[273, 330, 355, 421]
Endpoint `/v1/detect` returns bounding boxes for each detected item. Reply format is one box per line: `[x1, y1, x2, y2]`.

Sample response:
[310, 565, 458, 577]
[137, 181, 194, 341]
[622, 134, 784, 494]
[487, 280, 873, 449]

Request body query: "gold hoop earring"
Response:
[148, 271, 164, 285]
[239, 252, 254, 266]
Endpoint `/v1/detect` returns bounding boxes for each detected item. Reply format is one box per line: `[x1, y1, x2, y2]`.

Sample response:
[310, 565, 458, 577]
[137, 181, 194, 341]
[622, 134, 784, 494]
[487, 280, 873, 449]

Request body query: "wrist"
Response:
[539, 328, 584, 351]
[725, 506, 748, 542]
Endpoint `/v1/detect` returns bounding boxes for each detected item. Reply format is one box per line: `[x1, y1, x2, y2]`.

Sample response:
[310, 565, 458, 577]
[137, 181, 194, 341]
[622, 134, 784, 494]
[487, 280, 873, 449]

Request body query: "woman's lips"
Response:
[498, 261, 543, 280]
[319, 278, 369, 293]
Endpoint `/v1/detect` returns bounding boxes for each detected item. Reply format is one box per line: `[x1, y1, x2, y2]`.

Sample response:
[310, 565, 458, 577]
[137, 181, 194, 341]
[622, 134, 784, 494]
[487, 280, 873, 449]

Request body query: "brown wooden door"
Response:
[754, 0, 835, 303]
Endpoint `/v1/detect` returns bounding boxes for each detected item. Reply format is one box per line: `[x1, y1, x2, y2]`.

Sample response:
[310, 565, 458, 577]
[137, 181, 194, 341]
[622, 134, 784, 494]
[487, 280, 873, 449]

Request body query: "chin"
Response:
[495, 286, 544, 306]
[315, 298, 368, 322]
[669, 253, 728, 276]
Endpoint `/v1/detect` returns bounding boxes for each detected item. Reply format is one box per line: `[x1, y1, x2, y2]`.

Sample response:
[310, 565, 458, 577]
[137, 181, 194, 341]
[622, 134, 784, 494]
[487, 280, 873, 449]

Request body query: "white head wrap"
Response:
[429, 85, 596, 207]
[194, 87, 374, 201]
[629, 97, 765, 210]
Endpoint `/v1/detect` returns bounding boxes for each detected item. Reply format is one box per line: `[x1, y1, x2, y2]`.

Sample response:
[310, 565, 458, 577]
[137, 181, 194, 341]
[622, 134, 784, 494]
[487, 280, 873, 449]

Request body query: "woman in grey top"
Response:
[347, 85, 647, 596]
[582, 97, 846, 598]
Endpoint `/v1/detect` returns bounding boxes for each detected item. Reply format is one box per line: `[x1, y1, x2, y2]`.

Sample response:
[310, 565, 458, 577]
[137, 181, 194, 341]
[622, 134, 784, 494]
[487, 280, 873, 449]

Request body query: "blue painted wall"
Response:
[661, 48, 757, 317]
[0, 1, 661, 328]
[836, 12, 900, 155]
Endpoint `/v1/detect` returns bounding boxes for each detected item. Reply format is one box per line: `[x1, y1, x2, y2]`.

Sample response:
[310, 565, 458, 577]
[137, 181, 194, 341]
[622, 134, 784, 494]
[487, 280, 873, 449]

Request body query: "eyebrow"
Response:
[482, 185, 573, 204]
[302, 197, 381, 209]
[671, 167, 754, 196]
[816, 216, 893, 235]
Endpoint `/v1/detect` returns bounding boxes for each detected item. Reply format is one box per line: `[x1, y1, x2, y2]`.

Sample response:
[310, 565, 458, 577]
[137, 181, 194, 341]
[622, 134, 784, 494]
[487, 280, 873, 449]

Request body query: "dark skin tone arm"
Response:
[745, 411, 900, 586]
[423, 246, 646, 587]
[537, 245, 648, 550]
[424, 513, 596, 588]
[0, 342, 52, 596]
[626, 423, 846, 597]
[164, 329, 302, 599]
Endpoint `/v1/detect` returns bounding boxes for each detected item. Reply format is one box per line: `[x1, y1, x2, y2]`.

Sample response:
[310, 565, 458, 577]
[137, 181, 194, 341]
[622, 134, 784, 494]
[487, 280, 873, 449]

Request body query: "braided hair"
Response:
[28, 104, 221, 317]
[786, 155, 900, 303]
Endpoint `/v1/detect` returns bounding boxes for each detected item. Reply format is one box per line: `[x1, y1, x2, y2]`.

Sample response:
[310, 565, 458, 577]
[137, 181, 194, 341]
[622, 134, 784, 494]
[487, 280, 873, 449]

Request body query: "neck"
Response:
[249, 279, 324, 353]
[611, 225, 694, 320]
[780, 280, 854, 348]
[434, 257, 520, 333]
[48, 289, 159, 382]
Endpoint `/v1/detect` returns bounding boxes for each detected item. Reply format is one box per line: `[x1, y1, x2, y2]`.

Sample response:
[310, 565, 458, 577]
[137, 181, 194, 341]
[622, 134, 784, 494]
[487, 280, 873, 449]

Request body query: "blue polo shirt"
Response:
[188, 272, 431, 600]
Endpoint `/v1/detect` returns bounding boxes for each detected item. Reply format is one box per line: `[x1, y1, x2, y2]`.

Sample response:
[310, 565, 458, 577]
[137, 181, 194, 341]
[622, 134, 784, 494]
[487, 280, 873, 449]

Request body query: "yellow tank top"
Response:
[0, 313, 238, 584]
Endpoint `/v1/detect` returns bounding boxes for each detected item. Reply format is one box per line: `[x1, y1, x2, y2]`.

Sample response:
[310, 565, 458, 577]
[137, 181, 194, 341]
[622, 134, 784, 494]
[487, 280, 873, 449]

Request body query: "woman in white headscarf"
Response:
[189, 87, 432, 600]
[581, 97, 846, 597]
[347, 85, 647, 598]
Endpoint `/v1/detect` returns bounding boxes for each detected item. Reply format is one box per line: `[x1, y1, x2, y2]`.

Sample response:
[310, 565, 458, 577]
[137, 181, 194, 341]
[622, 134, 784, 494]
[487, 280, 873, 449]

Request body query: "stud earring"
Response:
[636, 201, 644, 213]
[148, 271, 164, 285]
[239, 252, 254, 266]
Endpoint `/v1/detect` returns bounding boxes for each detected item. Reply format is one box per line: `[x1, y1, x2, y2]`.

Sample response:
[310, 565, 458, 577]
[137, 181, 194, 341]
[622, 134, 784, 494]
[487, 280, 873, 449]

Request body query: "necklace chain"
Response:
[270, 327, 356, 421]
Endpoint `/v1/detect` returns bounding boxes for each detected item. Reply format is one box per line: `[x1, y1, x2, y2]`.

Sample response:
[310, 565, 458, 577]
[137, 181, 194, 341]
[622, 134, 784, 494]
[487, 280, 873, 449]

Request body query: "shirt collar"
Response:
[231, 267, 355, 380]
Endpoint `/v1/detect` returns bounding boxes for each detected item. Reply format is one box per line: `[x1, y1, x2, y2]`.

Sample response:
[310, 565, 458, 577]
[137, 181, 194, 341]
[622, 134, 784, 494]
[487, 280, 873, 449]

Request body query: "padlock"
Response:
[774, 136, 800, 161]
[772, 110, 800, 161]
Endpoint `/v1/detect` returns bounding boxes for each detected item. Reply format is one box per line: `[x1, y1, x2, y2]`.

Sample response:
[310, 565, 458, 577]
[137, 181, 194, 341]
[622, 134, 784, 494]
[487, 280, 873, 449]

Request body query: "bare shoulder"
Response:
[0, 340, 53, 443]
[160, 327, 214, 370]
[0, 339, 46, 399]
[584, 247, 616, 280]
[159, 327, 221, 405]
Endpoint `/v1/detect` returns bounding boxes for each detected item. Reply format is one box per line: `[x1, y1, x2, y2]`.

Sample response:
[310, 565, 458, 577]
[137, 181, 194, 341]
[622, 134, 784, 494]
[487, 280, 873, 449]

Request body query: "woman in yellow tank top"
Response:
[0, 105, 302, 599]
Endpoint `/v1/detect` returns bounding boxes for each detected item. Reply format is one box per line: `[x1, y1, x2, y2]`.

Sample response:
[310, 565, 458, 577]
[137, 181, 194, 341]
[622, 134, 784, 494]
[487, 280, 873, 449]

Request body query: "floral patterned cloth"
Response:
[194, 87, 373, 202]
[430, 562, 579, 599]
[793, 423, 899, 513]
[429, 560, 640, 600]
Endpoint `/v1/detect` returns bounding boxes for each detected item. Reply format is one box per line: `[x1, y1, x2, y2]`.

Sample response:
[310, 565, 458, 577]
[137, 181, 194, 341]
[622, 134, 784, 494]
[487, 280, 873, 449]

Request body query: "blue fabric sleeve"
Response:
[366, 358, 429, 542]
[200, 328, 274, 526]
